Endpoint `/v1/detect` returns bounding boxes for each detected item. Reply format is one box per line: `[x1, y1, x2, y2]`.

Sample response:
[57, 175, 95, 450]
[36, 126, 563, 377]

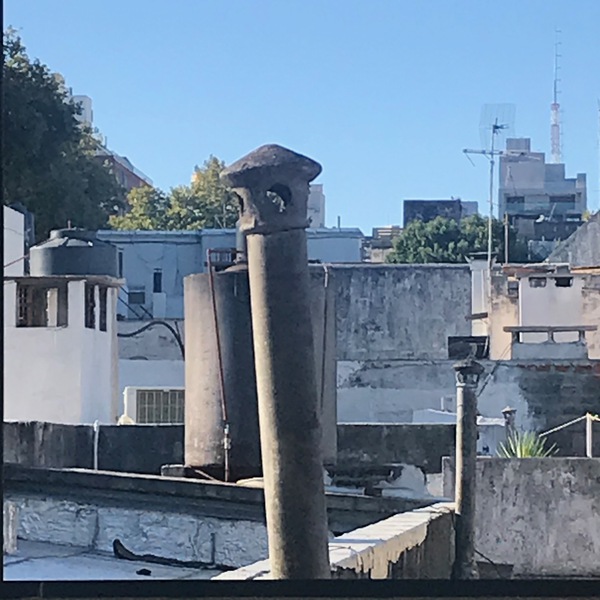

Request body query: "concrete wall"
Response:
[443, 458, 600, 578]
[4, 206, 25, 276]
[215, 503, 455, 579]
[10, 493, 268, 570]
[549, 214, 600, 266]
[333, 265, 472, 361]
[337, 424, 455, 473]
[337, 359, 600, 456]
[3, 422, 184, 474]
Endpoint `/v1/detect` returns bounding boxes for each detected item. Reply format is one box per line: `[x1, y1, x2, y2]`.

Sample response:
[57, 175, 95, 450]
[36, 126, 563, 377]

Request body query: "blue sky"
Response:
[5, 0, 600, 232]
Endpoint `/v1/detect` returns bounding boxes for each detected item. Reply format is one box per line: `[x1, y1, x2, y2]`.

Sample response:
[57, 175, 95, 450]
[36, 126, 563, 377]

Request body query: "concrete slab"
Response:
[4, 541, 222, 580]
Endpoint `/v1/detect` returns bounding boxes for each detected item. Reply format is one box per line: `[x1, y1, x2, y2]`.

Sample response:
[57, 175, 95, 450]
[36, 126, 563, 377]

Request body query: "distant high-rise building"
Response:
[498, 138, 586, 257]
[308, 184, 326, 228]
[72, 94, 93, 128]
[403, 198, 478, 227]
[498, 137, 586, 221]
[70, 92, 153, 192]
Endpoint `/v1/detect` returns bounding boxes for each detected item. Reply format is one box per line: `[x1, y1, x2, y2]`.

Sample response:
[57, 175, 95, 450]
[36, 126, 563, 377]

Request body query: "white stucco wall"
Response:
[4, 206, 25, 276]
[519, 274, 584, 343]
[4, 280, 119, 425]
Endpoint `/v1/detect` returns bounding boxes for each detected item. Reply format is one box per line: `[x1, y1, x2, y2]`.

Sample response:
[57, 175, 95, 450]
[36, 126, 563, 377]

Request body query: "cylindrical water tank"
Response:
[29, 229, 118, 277]
[184, 264, 337, 481]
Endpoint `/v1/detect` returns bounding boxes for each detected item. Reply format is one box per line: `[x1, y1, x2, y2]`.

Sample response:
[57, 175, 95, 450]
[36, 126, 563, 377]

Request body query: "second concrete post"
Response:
[452, 358, 484, 580]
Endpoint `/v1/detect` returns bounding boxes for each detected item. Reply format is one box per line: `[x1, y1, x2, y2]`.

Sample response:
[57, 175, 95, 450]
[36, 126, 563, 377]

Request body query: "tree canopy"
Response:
[3, 29, 126, 240]
[109, 156, 240, 231]
[386, 215, 528, 264]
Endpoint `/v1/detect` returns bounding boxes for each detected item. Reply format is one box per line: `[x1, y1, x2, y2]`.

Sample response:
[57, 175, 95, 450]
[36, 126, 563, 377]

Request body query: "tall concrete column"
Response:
[452, 358, 484, 580]
[221, 145, 331, 579]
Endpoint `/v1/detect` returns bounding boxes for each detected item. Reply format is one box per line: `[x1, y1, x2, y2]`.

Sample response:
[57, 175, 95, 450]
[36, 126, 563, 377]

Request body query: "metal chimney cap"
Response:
[221, 144, 322, 188]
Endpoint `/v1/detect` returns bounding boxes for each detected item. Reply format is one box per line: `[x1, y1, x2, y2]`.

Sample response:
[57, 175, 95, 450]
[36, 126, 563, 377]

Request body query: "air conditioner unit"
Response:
[122, 386, 185, 424]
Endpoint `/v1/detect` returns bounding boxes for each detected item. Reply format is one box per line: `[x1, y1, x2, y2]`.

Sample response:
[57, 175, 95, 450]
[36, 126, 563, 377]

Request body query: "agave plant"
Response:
[497, 430, 558, 458]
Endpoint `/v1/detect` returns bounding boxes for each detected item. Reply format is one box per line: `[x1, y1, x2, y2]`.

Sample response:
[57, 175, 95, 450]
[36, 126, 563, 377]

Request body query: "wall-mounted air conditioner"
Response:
[122, 386, 185, 424]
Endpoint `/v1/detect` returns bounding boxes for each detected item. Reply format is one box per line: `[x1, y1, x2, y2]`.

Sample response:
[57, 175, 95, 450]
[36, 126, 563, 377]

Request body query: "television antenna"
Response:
[463, 104, 515, 301]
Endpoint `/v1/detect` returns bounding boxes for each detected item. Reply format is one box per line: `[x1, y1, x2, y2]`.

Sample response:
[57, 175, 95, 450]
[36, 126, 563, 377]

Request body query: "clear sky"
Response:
[5, 0, 600, 232]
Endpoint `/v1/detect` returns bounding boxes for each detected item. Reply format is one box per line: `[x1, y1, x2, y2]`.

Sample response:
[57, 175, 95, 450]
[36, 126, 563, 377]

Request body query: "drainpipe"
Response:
[221, 145, 331, 579]
[92, 420, 100, 471]
[452, 358, 484, 580]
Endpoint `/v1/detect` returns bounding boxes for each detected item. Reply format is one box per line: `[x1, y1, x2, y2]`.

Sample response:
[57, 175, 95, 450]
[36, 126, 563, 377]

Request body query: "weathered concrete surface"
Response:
[11, 495, 267, 569]
[334, 264, 471, 361]
[4, 502, 18, 555]
[337, 360, 600, 456]
[548, 213, 600, 266]
[337, 423, 455, 473]
[443, 458, 600, 578]
[214, 502, 455, 579]
[5, 465, 434, 538]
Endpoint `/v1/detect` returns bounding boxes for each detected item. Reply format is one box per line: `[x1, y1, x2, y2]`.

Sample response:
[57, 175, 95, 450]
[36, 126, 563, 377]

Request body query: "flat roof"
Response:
[4, 540, 221, 581]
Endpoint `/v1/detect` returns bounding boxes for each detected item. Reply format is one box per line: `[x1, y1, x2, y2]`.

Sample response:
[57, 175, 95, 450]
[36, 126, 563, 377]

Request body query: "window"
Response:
[529, 277, 547, 288]
[118, 251, 124, 278]
[136, 389, 184, 424]
[17, 285, 47, 327]
[153, 270, 162, 293]
[555, 277, 573, 288]
[506, 196, 525, 204]
[16, 283, 68, 328]
[507, 280, 519, 297]
[128, 289, 146, 305]
[99, 287, 108, 332]
[85, 283, 96, 329]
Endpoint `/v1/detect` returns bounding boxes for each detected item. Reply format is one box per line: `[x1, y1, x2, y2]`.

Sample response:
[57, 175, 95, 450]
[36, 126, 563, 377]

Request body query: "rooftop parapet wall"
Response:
[214, 503, 455, 580]
[443, 458, 600, 578]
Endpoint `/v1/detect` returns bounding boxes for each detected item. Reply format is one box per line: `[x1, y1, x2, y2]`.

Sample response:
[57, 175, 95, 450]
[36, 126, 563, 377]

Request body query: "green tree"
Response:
[2, 29, 126, 240]
[110, 156, 240, 231]
[387, 215, 528, 264]
[109, 186, 170, 230]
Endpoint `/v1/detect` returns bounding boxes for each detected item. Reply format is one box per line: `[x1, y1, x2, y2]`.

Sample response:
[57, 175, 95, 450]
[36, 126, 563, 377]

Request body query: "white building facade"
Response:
[4, 276, 121, 425]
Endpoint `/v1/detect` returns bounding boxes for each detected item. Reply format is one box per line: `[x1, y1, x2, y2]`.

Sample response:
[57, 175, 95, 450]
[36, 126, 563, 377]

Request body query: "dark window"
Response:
[507, 280, 519, 297]
[529, 277, 547, 288]
[118, 252, 124, 278]
[128, 290, 146, 305]
[17, 285, 48, 327]
[153, 270, 162, 293]
[555, 277, 573, 288]
[551, 195, 576, 204]
[85, 283, 96, 329]
[99, 287, 108, 331]
[506, 196, 525, 204]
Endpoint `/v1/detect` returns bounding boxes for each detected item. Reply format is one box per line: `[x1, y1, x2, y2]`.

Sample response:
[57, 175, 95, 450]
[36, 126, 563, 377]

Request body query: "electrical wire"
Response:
[116, 296, 185, 359]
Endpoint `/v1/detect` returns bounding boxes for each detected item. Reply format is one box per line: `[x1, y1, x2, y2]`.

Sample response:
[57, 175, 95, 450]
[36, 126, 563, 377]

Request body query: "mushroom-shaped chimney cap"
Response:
[221, 144, 322, 188]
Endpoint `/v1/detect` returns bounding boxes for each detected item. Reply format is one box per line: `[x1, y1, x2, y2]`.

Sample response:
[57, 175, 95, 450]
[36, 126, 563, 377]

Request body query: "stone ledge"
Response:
[213, 502, 454, 580]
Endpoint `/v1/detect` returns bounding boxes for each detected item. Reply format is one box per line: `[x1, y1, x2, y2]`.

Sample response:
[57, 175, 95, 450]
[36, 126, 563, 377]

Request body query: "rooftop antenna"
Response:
[551, 29, 562, 164]
[463, 104, 515, 301]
